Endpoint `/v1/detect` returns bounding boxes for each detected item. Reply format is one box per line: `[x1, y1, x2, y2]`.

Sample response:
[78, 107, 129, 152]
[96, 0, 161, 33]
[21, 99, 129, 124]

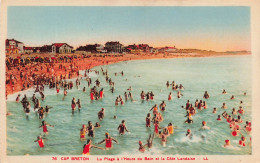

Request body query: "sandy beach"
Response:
[5, 52, 250, 96]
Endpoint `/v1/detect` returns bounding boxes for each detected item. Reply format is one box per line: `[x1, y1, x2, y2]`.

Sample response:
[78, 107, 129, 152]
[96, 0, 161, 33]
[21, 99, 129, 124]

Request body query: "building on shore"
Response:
[105, 41, 123, 53]
[5, 39, 24, 55]
[158, 46, 177, 53]
[124, 44, 150, 53]
[95, 44, 107, 53]
[23, 47, 34, 54]
[51, 43, 73, 54]
[165, 46, 177, 53]
[75, 44, 107, 54]
[40, 45, 52, 53]
[139, 44, 150, 53]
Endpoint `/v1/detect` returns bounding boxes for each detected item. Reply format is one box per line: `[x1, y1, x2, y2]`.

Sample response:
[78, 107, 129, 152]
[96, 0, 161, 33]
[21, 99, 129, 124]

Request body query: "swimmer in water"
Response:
[71, 97, 77, 113]
[159, 101, 166, 112]
[200, 121, 210, 130]
[145, 133, 154, 149]
[185, 114, 193, 124]
[6, 112, 12, 116]
[232, 108, 237, 115]
[186, 129, 192, 138]
[150, 104, 158, 115]
[203, 91, 210, 99]
[238, 106, 244, 115]
[87, 121, 95, 138]
[16, 94, 21, 102]
[77, 99, 81, 112]
[213, 107, 217, 114]
[224, 140, 232, 147]
[222, 89, 227, 94]
[38, 107, 45, 119]
[127, 86, 132, 91]
[97, 133, 118, 150]
[168, 92, 172, 101]
[124, 92, 128, 101]
[39, 120, 54, 135]
[230, 95, 234, 100]
[34, 136, 46, 148]
[63, 89, 68, 100]
[177, 91, 183, 98]
[94, 122, 101, 128]
[149, 91, 154, 100]
[98, 108, 105, 120]
[221, 103, 227, 109]
[138, 141, 146, 152]
[222, 111, 228, 119]
[236, 115, 243, 123]
[44, 105, 53, 114]
[186, 100, 190, 110]
[167, 123, 177, 135]
[40, 91, 45, 101]
[128, 92, 134, 101]
[114, 115, 117, 119]
[203, 101, 207, 109]
[154, 121, 161, 135]
[117, 120, 129, 135]
[80, 124, 87, 140]
[231, 126, 240, 137]
[226, 115, 232, 123]
[83, 87, 86, 92]
[146, 113, 151, 127]
[99, 88, 104, 99]
[244, 121, 252, 134]
[217, 115, 222, 121]
[140, 91, 145, 100]
[82, 139, 104, 155]
[159, 130, 168, 146]
[31, 94, 37, 105]
[239, 136, 246, 147]
[166, 81, 170, 88]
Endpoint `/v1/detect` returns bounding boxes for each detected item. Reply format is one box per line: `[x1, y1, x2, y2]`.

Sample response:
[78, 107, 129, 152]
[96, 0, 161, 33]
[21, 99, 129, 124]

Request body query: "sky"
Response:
[7, 6, 251, 52]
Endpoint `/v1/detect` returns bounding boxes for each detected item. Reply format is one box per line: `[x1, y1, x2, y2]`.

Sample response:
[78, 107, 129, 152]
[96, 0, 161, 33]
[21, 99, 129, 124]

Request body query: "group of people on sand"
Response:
[6, 59, 82, 97]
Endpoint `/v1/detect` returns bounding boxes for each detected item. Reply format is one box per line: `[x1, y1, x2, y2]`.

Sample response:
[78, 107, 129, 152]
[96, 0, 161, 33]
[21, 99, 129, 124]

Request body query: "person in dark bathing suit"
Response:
[117, 120, 129, 135]
[87, 121, 95, 137]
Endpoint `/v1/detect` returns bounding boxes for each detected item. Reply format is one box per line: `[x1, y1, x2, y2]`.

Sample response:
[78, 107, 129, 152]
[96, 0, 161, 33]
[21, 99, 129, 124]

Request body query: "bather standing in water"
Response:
[117, 120, 129, 135]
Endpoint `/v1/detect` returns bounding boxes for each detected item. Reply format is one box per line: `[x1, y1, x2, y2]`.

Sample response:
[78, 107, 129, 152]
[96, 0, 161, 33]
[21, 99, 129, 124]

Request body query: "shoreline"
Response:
[5, 53, 250, 96]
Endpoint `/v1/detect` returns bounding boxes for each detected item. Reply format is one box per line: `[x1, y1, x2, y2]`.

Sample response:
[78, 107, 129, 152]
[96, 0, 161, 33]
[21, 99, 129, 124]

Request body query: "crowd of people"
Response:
[10, 62, 252, 155]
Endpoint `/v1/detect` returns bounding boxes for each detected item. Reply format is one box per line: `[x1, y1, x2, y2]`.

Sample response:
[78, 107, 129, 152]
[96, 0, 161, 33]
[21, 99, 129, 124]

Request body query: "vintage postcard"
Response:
[1, 0, 260, 163]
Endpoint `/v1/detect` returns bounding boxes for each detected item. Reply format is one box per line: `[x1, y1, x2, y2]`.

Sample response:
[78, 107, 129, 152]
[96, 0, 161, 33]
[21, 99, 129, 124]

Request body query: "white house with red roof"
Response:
[51, 43, 73, 54]
[5, 39, 24, 54]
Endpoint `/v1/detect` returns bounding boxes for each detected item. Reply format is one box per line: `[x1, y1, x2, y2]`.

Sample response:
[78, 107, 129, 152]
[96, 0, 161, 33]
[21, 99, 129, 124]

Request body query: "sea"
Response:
[6, 55, 252, 155]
